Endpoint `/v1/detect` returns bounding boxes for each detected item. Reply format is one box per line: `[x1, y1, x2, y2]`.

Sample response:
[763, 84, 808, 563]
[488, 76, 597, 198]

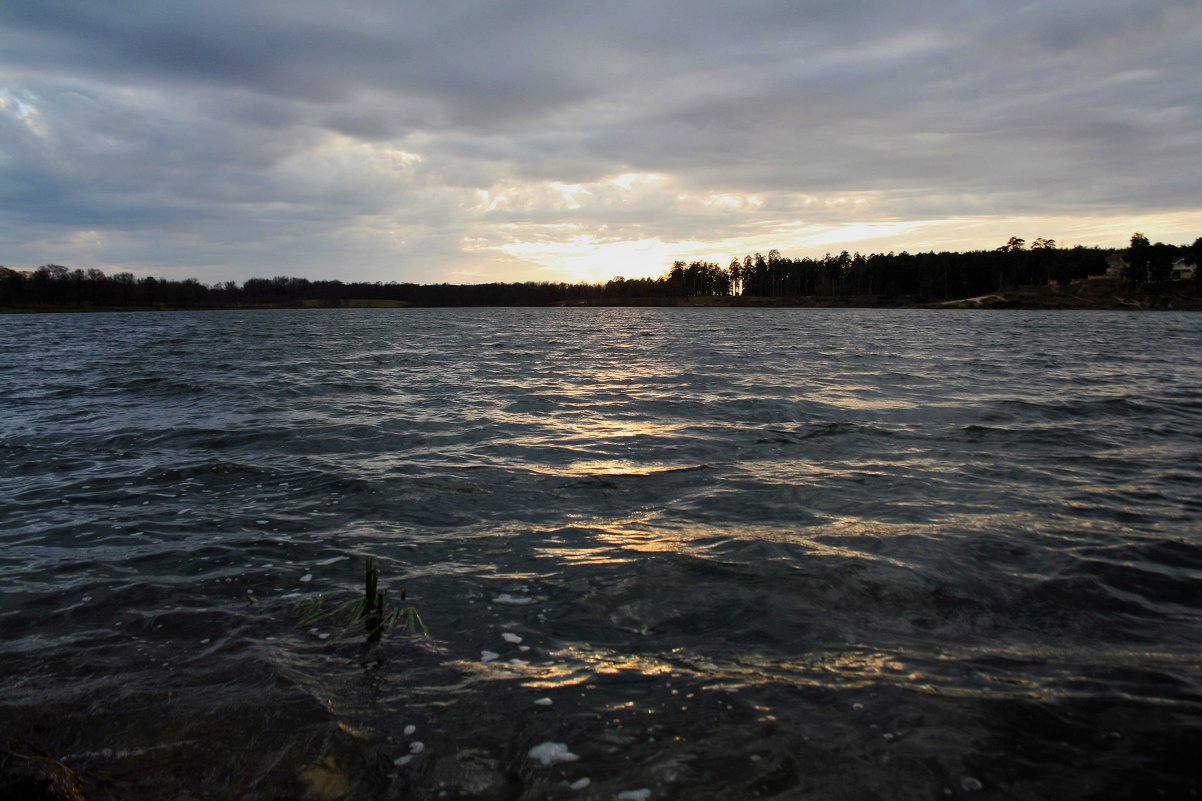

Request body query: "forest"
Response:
[2, 235, 1198, 310]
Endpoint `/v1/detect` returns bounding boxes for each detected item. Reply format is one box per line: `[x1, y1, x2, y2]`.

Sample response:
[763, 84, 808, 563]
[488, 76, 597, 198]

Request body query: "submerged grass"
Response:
[295, 556, 427, 642]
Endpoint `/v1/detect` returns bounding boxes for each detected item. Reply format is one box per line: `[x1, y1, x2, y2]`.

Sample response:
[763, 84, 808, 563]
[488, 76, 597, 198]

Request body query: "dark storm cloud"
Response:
[1, 0, 1199, 281]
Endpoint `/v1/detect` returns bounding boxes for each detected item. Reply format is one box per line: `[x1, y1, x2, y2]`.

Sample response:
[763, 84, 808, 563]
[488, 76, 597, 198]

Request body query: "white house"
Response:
[1171, 259, 1196, 281]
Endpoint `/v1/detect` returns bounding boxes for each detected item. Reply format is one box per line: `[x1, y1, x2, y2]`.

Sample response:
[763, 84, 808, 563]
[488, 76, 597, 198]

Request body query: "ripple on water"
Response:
[2, 308, 1201, 798]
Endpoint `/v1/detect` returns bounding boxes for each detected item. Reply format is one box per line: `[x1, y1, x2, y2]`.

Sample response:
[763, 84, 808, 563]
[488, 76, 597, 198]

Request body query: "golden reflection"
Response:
[452, 636, 1200, 706]
[455, 639, 951, 697]
[557, 459, 694, 477]
[593, 524, 694, 555]
[535, 546, 636, 565]
[528, 517, 873, 567]
[534, 517, 948, 566]
[531, 520, 694, 564]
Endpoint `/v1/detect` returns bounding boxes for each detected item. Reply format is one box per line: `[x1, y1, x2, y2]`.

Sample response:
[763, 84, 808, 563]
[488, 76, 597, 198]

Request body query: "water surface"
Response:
[2, 308, 1201, 799]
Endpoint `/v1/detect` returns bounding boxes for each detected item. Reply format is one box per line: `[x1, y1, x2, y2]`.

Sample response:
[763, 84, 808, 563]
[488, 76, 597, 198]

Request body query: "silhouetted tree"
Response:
[1125, 232, 1151, 284]
[1148, 241, 1176, 284]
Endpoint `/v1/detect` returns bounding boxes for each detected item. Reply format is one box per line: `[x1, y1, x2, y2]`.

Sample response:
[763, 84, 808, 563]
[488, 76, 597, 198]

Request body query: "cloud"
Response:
[1, 0, 1199, 283]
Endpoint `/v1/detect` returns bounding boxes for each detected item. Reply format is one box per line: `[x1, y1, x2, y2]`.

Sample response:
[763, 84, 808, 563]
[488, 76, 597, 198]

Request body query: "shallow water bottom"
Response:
[4, 576, 1201, 801]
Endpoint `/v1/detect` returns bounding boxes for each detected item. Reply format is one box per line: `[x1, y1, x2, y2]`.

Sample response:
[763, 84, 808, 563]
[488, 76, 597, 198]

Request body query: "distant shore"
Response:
[3, 280, 1200, 313]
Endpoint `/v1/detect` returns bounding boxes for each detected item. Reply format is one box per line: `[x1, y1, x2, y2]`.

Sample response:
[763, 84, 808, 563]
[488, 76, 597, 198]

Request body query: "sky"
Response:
[2, 0, 1200, 286]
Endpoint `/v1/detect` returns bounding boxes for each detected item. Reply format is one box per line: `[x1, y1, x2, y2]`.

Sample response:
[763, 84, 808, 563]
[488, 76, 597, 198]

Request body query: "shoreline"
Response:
[3, 281, 1200, 313]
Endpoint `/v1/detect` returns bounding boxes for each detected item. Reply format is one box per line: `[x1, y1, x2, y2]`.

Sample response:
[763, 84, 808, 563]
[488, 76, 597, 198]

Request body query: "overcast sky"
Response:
[2, 0, 1200, 284]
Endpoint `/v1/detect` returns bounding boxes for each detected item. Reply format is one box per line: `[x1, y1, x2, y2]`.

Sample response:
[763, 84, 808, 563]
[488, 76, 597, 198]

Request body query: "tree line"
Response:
[3, 234, 1198, 309]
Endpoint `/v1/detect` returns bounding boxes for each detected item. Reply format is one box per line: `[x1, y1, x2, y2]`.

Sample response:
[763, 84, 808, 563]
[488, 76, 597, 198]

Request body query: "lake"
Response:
[2, 308, 1201, 800]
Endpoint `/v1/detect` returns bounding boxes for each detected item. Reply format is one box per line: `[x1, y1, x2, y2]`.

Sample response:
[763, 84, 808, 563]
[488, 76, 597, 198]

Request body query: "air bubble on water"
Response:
[534, 697, 553, 706]
[481, 651, 500, 663]
[519, 645, 530, 652]
[409, 742, 424, 754]
[502, 632, 523, 643]
[394, 755, 413, 766]
[617, 790, 651, 801]
[852, 703, 864, 711]
[299, 574, 313, 582]
[528, 742, 579, 766]
[570, 778, 591, 790]
[404, 724, 416, 736]
[318, 632, 331, 640]
[961, 777, 983, 792]
[493, 594, 534, 605]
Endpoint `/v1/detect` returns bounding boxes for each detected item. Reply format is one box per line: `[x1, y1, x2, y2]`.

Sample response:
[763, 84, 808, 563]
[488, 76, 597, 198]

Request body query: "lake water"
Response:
[2, 308, 1201, 800]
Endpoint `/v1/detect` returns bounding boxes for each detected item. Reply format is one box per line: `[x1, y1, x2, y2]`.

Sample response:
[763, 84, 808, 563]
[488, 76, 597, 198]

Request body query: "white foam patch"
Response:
[502, 632, 523, 643]
[409, 741, 425, 754]
[393, 755, 413, 766]
[492, 594, 534, 605]
[618, 790, 651, 801]
[533, 697, 553, 706]
[299, 574, 313, 583]
[528, 742, 579, 766]
[481, 651, 500, 663]
[403, 724, 416, 736]
[314, 556, 346, 566]
[570, 777, 591, 790]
